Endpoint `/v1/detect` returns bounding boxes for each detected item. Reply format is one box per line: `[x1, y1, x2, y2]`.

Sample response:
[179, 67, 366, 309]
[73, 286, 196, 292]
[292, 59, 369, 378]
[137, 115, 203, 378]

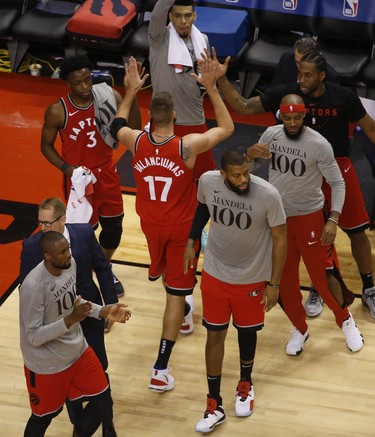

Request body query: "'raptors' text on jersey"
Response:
[59, 94, 113, 170]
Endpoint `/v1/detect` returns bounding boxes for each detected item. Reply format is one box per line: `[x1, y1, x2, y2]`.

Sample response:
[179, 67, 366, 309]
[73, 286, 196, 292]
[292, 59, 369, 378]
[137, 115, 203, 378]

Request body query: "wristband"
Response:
[328, 217, 339, 225]
[110, 117, 127, 141]
[266, 282, 279, 289]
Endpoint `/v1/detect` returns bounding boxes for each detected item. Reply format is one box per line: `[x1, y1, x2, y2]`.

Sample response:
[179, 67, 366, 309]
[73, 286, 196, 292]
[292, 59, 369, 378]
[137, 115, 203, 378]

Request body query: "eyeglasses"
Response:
[38, 215, 63, 228]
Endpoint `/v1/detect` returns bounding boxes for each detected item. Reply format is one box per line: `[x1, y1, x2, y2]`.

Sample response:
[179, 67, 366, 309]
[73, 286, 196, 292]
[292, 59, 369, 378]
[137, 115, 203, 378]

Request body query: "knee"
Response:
[206, 329, 226, 347]
[99, 214, 124, 249]
[348, 231, 367, 244]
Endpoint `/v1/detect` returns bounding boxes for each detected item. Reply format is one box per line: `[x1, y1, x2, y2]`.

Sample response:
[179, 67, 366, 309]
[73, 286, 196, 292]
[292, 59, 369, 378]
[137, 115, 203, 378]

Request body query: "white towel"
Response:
[167, 23, 207, 73]
[66, 166, 97, 224]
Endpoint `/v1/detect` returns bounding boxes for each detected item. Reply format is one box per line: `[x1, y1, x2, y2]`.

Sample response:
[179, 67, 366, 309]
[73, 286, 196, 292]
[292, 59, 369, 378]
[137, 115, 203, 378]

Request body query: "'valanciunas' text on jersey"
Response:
[59, 86, 115, 170]
[133, 132, 197, 225]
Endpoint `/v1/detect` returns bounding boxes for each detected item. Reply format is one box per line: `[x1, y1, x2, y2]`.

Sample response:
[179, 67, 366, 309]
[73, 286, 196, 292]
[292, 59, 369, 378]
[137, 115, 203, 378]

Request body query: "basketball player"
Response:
[246, 94, 364, 355]
[40, 55, 141, 298]
[184, 150, 286, 432]
[20, 231, 130, 437]
[110, 56, 234, 391]
[207, 49, 375, 320]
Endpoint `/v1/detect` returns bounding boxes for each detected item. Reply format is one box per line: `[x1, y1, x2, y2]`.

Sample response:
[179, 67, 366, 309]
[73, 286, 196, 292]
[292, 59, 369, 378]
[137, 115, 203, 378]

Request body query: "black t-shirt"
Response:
[260, 82, 366, 157]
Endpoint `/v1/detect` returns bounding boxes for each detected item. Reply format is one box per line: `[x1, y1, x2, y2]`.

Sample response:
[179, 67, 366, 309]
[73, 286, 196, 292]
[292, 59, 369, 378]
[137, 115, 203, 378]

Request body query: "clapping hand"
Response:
[100, 303, 132, 324]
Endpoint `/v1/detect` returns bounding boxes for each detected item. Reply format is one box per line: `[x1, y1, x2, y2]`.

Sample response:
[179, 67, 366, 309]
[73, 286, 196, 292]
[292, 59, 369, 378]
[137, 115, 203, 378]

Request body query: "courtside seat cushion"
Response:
[195, 6, 250, 57]
[0, 7, 20, 37]
[67, 0, 139, 41]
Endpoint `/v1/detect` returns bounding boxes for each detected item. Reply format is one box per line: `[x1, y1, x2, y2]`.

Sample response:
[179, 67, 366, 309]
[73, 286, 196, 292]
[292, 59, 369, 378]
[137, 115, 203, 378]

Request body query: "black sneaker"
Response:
[111, 264, 125, 297]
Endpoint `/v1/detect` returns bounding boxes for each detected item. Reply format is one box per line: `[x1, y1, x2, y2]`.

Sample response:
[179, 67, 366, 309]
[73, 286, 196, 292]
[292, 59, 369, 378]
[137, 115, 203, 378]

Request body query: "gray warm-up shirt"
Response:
[198, 171, 286, 284]
[258, 125, 345, 217]
[19, 258, 102, 374]
[148, 0, 209, 126]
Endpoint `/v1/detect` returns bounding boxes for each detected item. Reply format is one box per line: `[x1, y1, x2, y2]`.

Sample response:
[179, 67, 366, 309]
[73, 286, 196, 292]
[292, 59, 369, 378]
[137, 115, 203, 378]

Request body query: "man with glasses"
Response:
[19, 197, 120, 434]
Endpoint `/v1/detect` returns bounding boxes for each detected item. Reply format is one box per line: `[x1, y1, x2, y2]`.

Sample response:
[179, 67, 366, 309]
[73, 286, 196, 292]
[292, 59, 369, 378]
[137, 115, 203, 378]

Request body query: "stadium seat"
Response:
[9, 0, 82, 72]
[123, 0, 158, 64]
[317, 0, 375, 93]
[241, 0, 320, 97]
[66, 0, 139, 55]
[0, 0, 26, 39]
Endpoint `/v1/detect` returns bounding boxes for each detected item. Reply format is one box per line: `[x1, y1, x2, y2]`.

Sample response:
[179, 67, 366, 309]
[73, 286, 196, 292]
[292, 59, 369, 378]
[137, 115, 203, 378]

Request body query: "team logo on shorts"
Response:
[248, 289, 261, 297]
[30, 392, 40, 406]
[343, 0, 359, 17]
[283, 0, 297, 10]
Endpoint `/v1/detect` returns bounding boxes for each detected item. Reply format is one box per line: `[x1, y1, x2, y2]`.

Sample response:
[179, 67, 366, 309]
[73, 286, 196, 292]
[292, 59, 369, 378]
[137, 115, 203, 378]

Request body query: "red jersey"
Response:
[59, 94, 113, 171]
[133, 132, 197, 225]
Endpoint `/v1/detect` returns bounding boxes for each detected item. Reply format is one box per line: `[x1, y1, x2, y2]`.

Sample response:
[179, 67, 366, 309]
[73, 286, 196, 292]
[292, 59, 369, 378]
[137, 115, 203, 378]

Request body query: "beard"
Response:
[225, 178, 250, 195]
[283, 125, 304, 140]
[52, 260, 71, 270]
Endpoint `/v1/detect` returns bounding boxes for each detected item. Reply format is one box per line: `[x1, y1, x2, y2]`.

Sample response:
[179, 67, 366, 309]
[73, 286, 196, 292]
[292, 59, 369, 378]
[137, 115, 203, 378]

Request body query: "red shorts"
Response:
[200, 270, 265, 331]
[64, 161, 123, 225]
[24, 347, 109, 417]
[322, 157, 369, 233]
[141, 220, 198, 295]
[174, 124, 216, 180]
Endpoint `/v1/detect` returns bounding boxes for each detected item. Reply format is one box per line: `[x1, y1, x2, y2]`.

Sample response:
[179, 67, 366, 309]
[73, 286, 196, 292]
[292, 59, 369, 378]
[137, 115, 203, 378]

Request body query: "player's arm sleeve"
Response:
[20, 284, 70, 347]
[318, 143, 345, 214]
[189, 202, 211, 241]
[149, 0, 174, 44]
[265, 186, 286, 227]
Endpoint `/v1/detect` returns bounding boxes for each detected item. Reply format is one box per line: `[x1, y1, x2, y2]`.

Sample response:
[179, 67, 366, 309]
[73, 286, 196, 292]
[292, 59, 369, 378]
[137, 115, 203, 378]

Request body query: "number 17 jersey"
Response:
[133, 132, 197, 226]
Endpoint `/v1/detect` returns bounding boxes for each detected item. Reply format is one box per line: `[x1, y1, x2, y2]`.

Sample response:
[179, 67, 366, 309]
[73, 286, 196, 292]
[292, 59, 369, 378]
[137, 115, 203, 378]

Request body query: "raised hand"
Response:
[124, 57, 149, 93]
[198, 47, 230, 81]
[190, 57, 217, 91]
[246, 143, 272, 161]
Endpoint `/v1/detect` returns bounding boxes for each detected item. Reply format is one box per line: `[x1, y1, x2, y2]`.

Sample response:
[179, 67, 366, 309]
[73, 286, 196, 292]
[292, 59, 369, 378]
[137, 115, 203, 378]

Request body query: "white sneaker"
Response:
[304, 288, 323, 317]
[180, 309, 194, 335]
[235, 380, 254, 417]
[148, 368, 175, 392]
[341, 313, 364, 352]
[286, 327, 310, 356]
[195, 396, 225, 433]
[361, 286, 375, 319]
[185, 294, 195, 312]
[181, 295, 194, 334]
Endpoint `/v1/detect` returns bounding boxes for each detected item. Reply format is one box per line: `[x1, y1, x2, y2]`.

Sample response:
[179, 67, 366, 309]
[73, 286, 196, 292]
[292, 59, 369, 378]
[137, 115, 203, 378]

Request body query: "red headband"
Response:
[279, 104, 306, 113]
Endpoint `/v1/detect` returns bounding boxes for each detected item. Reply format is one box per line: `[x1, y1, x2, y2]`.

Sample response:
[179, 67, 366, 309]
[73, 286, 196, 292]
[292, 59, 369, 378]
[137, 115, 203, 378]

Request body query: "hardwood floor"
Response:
[1, 194, 375, 436]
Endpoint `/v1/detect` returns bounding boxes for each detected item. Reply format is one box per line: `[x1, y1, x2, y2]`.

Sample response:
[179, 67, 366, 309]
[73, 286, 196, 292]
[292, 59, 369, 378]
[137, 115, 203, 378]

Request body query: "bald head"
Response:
[39, 231, 66, 255]
[279, 94, 306, 116]
[280, 94, 304, 107]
